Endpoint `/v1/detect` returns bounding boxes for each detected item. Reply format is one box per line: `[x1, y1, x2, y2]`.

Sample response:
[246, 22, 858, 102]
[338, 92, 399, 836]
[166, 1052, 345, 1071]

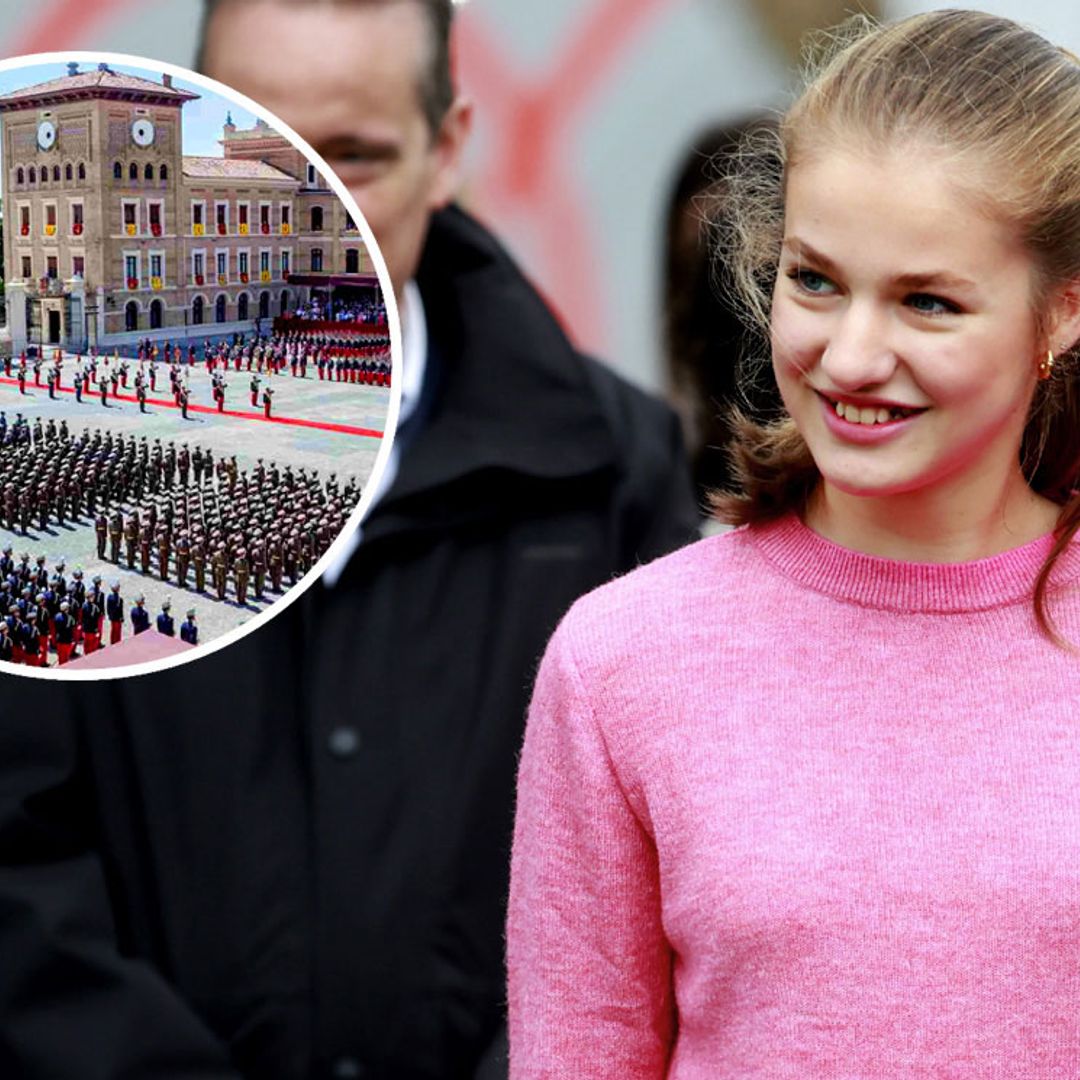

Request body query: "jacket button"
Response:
[327, 726, 361, 759]
[330, 1057, 365, 1078]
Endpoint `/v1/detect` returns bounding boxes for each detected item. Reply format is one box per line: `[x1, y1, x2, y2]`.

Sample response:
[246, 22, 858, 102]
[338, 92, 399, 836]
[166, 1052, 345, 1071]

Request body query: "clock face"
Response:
[132, 118, 155, 147]
[36, 120, 56, 151]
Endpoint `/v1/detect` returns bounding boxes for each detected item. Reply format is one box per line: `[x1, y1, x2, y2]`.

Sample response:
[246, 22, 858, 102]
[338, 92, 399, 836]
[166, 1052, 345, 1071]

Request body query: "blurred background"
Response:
[0, 0, 1075, 486]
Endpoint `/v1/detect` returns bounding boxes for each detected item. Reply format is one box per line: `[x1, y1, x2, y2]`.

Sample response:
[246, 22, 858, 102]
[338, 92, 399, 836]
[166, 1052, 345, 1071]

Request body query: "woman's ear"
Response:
[1048, 277, 1080, 356]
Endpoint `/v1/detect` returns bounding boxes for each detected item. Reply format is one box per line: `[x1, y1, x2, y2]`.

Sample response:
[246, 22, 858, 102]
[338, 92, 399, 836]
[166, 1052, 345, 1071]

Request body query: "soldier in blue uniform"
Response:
[156, 599, 175, 637]
[54, 601, 76, 665]
[130, 594, 150, 635]
[179, 608, 198, 646]
[105, 582, 124, 646]
[80, 592, 102, 654]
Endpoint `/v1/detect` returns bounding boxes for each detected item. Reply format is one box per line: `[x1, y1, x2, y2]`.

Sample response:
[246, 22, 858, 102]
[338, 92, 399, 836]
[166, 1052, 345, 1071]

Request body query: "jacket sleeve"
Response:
[0, 699, 241, 1079]
[507, 620, 675, 1079]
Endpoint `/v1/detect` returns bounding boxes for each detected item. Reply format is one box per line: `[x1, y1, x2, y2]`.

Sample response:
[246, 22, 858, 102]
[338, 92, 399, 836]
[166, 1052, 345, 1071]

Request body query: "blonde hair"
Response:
[714, 9, 1080, 644]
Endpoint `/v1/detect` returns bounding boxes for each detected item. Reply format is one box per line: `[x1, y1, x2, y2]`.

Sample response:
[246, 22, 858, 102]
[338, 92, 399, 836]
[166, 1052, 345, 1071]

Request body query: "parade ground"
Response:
[0, 354, 390, 665]
[0, 355, 387, 482]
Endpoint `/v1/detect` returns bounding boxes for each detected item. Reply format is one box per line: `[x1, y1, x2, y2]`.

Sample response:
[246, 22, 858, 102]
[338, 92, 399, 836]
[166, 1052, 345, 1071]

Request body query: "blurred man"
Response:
[0, 2, 697, 1078]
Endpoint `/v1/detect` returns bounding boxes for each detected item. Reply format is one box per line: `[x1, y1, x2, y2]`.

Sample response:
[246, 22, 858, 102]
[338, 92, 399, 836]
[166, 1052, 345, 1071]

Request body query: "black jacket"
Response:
[0, 208, 698, 1079]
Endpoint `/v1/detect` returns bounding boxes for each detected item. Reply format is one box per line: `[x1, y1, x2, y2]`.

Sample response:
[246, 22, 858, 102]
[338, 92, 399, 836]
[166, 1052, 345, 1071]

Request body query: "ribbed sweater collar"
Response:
[750, 513, 1080, 613]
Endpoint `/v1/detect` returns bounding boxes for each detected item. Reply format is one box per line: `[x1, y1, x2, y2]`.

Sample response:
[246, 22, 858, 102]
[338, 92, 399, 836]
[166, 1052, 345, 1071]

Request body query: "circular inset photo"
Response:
[0, 52, 401, 677]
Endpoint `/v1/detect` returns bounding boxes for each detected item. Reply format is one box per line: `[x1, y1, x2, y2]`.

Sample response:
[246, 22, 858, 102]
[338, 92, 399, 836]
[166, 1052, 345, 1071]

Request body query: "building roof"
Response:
[0, 67, 198, 110]
[182, 157, 296, 183]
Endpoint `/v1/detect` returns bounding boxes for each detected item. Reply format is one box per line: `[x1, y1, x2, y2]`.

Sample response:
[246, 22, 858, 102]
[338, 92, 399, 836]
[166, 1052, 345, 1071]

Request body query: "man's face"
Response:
[201, 0, 468, 303]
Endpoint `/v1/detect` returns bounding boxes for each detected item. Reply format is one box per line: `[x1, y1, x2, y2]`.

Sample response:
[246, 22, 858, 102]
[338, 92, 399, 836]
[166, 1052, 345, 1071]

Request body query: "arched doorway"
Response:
[280, 290, 290, 316]
[259, 291, 270, 319]
[216, 295, 227, 323]
[238, 293, 249, 321]
[125, 301, 139, 332]
[193, 296, 204, 325]
[150, 299, 163, 330]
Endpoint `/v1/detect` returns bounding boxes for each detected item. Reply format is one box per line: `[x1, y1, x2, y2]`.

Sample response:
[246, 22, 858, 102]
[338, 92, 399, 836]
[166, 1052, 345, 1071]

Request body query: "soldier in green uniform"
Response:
[139, 521, 153, 575]
[124, 512, 139, 569]
[233, 549, 249, 606]
[192, 539, 207, 593]
[176, 533, 191, 589]
[108, 510, 123, 563]
[212, 544, 228, 601]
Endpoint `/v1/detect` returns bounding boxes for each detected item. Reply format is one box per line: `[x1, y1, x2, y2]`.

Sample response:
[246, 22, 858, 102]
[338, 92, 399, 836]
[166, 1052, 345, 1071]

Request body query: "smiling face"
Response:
[201, 0, 469, 305]
[770, 147, 1058, 519]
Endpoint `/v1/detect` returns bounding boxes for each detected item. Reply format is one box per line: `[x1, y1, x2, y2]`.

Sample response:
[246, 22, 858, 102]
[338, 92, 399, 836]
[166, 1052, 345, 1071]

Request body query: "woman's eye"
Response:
[907, 293, 959, 316]
[788, 269, 835, 295]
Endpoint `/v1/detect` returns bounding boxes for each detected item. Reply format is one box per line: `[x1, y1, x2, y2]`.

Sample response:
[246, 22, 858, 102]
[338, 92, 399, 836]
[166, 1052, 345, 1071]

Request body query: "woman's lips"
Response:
[817, 391, 927, 444]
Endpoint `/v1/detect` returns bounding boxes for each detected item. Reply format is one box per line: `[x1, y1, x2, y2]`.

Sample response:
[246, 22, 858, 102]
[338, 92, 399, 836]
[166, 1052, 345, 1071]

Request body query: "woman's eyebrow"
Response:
[784, 237, 977, 291]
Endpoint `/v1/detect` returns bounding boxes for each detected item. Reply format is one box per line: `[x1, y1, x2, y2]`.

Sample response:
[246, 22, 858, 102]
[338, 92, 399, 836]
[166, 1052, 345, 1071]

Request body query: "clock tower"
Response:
[0, 62, 196, 352]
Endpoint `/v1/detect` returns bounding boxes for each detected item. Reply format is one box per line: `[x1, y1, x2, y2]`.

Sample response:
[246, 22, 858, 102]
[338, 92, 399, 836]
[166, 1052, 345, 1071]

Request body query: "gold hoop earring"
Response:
[1039, 349, 1055, 380]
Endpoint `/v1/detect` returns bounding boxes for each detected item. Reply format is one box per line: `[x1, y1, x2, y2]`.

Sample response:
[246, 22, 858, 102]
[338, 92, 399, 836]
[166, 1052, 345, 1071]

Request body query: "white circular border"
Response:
[0, 50, 404, 681]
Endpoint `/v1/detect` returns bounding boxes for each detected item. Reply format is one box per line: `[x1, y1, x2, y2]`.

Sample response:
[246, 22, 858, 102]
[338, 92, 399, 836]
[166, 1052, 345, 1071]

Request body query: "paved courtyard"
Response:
[0, 354, 392, 667]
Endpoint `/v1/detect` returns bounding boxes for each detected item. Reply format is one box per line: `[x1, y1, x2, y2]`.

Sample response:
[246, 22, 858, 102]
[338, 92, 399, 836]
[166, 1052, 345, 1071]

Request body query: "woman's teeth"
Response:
[833, 401, 915, 425]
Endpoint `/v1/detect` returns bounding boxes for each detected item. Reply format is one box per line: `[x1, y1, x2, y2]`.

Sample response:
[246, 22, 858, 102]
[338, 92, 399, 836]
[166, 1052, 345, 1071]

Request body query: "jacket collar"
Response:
[380, 206, 619, 507]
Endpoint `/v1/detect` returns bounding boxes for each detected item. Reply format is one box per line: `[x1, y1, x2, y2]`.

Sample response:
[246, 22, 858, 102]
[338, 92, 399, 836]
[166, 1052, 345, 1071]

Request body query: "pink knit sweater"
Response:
[508, 514, 1080, 1078]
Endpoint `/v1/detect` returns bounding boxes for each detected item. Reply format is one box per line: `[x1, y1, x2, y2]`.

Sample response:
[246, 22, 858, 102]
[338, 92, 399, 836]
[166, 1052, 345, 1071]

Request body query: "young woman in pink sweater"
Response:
[508, 10, 1080, 1077]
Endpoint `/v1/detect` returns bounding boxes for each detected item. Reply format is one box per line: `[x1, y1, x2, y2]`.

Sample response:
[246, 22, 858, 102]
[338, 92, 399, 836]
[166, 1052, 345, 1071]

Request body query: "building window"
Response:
[16, 167, 23, 185]
[238, 203, 249, 231]
[73, 255, 85, 278]
[161, 164, 168, 181]
[53, 165, 60, 182]
[78, 163, 86, 181]
[145, 163, 154, 181]
[193, 296, 204, 325]
[192, 201, 205, 234]
[260, 203, 271, 231]
[113, 162, 122, 180]
[239, 251, 249, 276]
[217, 251, 227, 279]
[126, 301, 139, 332]
[311, 207, 323, 231]
[215, 295, 227, 323]
[260, 250, 270, 274]
[281, 250, 291, 276]
[194, 252, 205, 279]
[311, 248, 323, 272]
[21, 257, 31, 278]
[125, 255, 138, 281]
[45, 205, 57, 229]
[46, 256, 58, 279]
[29, 167, 36, 184]
[216, 202, 228, 234]
[40, 167, 47, 185]
[259, 291, 270, 319]
[238, 293, 249, 320]
[20, 206, 30, 232]
[345, 248, 359, 274]
[65, 163, 73, 182]
[281, 204, 291, 229]
[129, 162, 138, 181]
[150, 298, 163, 329]
[149, 202, 163, 235]
[71, 203, 84, 235]
[150, 254, 163, 279]
[124, 202, 138, 232]
[306, 164, 316, 185]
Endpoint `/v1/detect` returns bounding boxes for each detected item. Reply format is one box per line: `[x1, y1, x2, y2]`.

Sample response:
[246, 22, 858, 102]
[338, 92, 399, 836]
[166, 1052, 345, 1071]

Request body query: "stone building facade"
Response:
[0, 64, 372, 354]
